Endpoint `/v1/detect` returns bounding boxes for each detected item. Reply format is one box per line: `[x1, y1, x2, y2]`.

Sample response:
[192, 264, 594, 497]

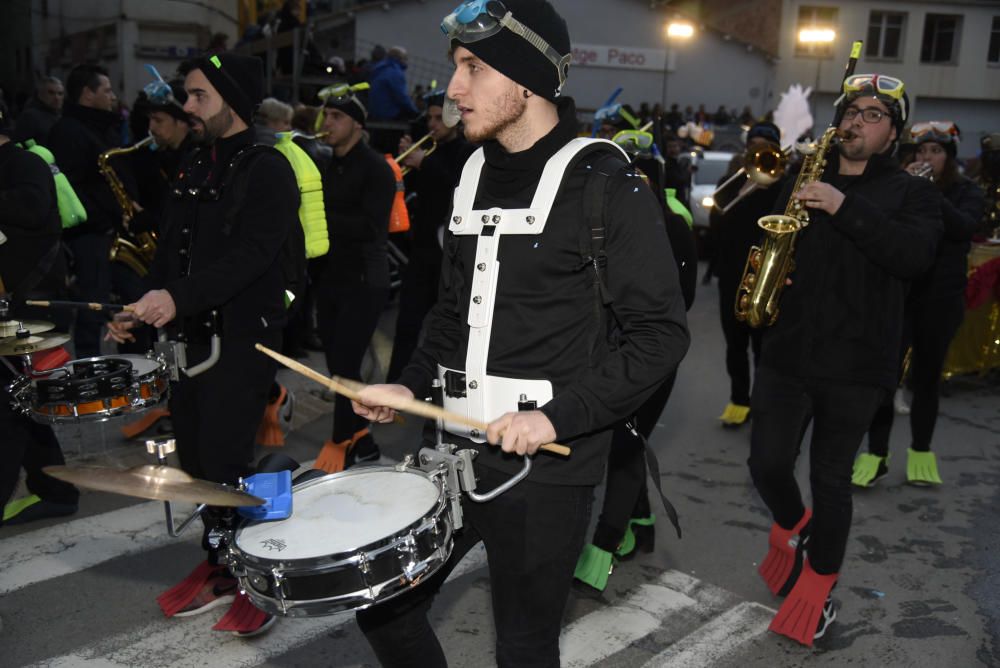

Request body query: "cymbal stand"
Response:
[146, 438, 205, 537]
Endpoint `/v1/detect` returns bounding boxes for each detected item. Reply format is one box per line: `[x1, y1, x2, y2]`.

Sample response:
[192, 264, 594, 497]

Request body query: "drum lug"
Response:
[271, 568, 288, 614]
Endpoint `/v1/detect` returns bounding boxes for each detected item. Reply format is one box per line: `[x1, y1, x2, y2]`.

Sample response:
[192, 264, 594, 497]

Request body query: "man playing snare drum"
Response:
[350, 2, 689, 666]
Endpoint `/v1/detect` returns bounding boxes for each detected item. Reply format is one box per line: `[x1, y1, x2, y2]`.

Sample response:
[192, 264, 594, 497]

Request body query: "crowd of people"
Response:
[2, 0, 999, 663]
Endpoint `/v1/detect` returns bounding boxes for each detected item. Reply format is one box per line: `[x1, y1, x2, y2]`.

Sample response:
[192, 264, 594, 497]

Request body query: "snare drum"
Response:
[227, 466, 453, 618]
[25, 354, 169, 423]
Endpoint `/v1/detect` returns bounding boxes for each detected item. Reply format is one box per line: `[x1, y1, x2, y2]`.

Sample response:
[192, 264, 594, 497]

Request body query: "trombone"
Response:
[711, 145, 786, 214]
[395, 133, 437, 176]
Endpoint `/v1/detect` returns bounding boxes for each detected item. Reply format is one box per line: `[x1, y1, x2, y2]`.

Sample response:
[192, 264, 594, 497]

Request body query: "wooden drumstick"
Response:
[255, 343, 572, 457]
[25, 300, 134, 312]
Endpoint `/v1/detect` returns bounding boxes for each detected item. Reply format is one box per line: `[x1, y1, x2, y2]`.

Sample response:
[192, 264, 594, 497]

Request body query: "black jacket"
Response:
[0, 141, 65, 298]
[47, 103, 127, 235]
[410, 135, 475, 253]
[398, 99, 691, 485]
[913, 176, 985, 298]
[147, 129, 299, 343]
[761, 149, 942, 389]
[322, 139, 395, 288]
[711, 174, 789, 287]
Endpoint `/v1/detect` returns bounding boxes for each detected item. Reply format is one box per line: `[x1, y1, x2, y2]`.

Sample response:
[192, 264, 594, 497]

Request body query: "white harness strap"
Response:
[439, 138, 627, 441]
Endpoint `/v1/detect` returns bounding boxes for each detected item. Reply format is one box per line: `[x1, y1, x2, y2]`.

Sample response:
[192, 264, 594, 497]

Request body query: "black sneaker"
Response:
[814, 595, 837, 640]
[345, 434, 381, 469]
[777, 528, 810, 597]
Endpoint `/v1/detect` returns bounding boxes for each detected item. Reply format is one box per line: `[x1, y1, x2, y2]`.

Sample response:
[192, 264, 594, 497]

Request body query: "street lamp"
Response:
[662, 19, 694, 108]
[797, 27, 836, 121]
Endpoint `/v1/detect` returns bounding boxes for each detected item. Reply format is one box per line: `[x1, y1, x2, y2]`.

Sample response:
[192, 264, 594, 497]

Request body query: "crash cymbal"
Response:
[0, 319, 55, 338]
[42, 465, 265, 507]
[0, 333, 70, 356]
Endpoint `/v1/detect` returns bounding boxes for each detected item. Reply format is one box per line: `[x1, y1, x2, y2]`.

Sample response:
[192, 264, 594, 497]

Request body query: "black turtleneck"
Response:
[398, 97, 690, 486]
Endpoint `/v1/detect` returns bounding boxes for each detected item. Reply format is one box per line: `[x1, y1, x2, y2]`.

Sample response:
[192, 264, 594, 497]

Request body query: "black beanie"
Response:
[452, 0, 571, 102]
[324, 88, 368, 126]
[747, 121, 781, 145]
[141, 80, 190, 124]
[193, 53, 264, 126]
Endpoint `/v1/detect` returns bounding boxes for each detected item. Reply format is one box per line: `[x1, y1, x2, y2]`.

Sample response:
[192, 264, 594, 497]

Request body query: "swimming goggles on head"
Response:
[441, 0, 570, 93]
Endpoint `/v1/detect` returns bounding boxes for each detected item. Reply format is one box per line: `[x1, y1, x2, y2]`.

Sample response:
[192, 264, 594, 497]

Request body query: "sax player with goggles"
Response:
[746, 73, 942, 646]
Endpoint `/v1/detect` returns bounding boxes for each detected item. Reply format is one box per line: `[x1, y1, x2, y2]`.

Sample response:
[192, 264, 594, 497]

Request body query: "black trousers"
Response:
[316, 281, 389, 442]
[168, 334, 280, 485]
[0, 385, 79, 520]
[868, 287, 965, 456]
[356, 465, 593, 668]
[718, 274, 762, 405]
[591, 372, 676, 551]
[387, 247, 441, 383]
[748, 367, 885, 574]
[66, 232, 113, 358]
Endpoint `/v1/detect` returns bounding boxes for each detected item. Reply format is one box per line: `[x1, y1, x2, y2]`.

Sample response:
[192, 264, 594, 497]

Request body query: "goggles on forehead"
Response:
[842, 73, 905, 99]
[441, 0, 570, 92]
[318, 81, 370, 105]
[835, 73, 907, 123]
[910, 120, 960, 145]
[142, 64, 183, 110]
[612, 130, 654, 154]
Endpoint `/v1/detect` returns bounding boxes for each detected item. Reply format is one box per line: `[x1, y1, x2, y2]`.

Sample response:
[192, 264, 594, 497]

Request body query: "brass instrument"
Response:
[99, 136, 157, 277]
[395, 133, 437, 176]
[734, 126, 841, 328]
[712, 145, 786, 214]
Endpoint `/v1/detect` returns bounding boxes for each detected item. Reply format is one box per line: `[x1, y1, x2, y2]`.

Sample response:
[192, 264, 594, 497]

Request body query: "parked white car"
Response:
[690, 150, 736, 229]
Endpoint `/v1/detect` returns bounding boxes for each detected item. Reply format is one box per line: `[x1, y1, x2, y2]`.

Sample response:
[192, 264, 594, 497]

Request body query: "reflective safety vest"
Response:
[19, 139, 87, 230]
[274, 132, 329, 258]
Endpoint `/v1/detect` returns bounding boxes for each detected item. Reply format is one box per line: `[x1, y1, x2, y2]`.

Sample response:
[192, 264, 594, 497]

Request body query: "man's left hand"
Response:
[794, 182, 845, 216]
[130, 289, 177, 328]
[486, 410, 557, 457]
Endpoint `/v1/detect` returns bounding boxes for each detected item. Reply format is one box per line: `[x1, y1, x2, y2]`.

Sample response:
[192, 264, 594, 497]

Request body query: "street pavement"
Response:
[2, 264, 998, 667]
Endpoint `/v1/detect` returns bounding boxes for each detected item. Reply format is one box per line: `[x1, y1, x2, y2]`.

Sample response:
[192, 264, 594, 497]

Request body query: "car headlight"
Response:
[701, 196, 715, 208]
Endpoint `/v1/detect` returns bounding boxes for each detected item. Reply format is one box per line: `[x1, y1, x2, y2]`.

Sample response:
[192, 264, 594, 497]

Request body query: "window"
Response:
[866, 11, 905, 59]
[795, 6, 838, 57]
[989, 16, 1000, 63]
[921, 14, 962, 64]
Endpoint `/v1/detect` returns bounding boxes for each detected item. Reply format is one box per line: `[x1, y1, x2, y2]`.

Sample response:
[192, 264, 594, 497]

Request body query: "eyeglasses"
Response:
[842, 73, 905, 100]
[441, 1, 570, 94]
[842, 106, 890, 124]
[910, 120, 960, 145]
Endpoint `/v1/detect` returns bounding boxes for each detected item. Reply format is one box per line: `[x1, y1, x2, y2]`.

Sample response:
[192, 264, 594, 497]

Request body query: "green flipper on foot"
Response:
[3, 494, 42, 522]
[616, 514, 655, 559]
[573, 544, 614, 592]
[907, 449, 942, 486]
[851, 454, 888, 488]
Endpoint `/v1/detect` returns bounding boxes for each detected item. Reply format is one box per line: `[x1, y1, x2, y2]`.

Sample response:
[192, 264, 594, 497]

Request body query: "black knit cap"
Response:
[191, 53, 264, 126]
[747, 121, 781, 146]
[451, 0, 571, 102]
[324, 88, 368, 127]
[141, 81, 190, 123]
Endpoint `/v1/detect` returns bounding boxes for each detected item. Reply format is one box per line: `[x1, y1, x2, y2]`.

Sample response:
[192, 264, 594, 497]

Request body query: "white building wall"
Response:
[354, 0, 775, 116]
[776, 0, 1000, 157]
[32, 0, 239, 104]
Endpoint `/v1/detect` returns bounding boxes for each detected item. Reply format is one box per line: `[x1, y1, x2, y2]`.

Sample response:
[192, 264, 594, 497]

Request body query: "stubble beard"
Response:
[463, 84, 527, 144]
[191, 103, 234, 145]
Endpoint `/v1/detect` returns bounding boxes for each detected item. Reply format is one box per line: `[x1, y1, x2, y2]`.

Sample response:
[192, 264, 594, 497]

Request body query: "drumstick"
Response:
[25, 300, 134, 313]
[255, 343, 571, 457]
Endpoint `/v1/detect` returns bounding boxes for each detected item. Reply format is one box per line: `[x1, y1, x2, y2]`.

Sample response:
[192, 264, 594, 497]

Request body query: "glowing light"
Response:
[667, 22, 695, 39]
[798, 28, 836, 43]
[702, 196, 715, 208]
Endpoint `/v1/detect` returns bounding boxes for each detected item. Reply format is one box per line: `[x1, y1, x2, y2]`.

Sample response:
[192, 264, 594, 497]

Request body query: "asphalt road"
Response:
[2, 265, 998, 667]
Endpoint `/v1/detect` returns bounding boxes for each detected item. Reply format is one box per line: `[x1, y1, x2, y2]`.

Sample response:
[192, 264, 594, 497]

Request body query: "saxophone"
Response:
[734, 126, 841, 328]
[98, 136, 158, 277]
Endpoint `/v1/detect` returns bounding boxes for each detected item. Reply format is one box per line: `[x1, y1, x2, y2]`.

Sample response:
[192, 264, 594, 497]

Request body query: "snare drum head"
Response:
[117, 354, 159, 376]
[236, 468, 441, 560]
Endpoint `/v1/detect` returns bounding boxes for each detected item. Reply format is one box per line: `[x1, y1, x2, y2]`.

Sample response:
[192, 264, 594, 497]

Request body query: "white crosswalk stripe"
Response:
[7, 477, 779, 667]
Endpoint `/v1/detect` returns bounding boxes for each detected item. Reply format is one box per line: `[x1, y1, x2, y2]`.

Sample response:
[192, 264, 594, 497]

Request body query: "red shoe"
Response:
[173, 571, 237, 617]
[213, 592, 276, 637]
